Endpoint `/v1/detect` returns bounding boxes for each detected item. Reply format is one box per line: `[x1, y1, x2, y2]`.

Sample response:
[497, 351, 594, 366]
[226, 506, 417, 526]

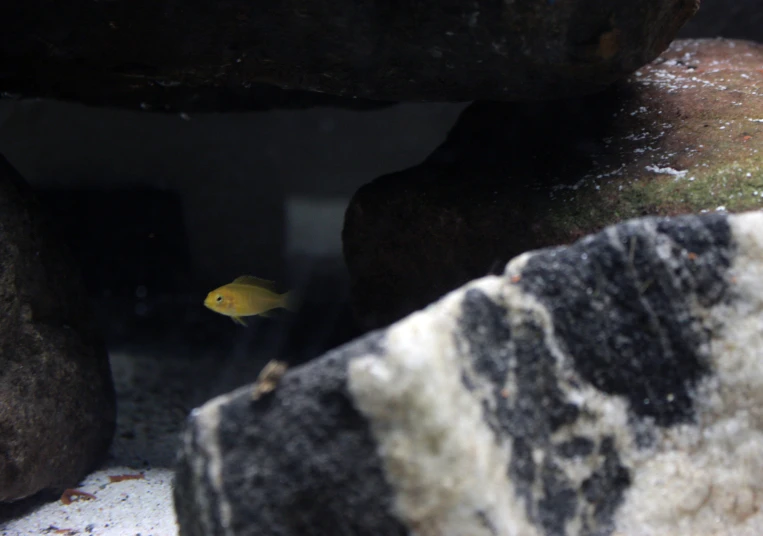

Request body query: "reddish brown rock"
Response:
[343, 38, 763, 330]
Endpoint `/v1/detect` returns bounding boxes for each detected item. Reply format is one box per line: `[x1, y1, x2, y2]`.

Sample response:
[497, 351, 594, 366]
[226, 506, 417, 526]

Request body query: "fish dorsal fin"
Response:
[232, 275, 277, 291]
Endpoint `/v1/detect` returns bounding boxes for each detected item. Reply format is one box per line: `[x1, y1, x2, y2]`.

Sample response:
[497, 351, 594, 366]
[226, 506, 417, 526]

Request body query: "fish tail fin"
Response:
[280, 290, 298, 312]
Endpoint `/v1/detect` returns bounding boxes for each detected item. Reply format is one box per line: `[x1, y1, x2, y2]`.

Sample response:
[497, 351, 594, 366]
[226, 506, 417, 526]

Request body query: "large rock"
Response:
[0, 0, 696, 105]
[0, 155, 116, 501]
[343, 38, 763, 330]
[174, 210, 763, 536]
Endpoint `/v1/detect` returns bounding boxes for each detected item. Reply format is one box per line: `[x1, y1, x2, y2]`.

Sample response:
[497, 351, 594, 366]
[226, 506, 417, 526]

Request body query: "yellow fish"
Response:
[204, 275, 295, 326]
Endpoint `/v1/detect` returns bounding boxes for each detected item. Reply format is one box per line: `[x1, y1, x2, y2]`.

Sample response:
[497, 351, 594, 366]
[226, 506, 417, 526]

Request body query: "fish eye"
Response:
[215, 295, 223, 303]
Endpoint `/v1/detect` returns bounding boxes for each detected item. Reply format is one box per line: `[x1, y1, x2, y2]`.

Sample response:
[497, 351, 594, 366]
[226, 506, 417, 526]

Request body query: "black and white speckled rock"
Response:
[173, 332, 409, 536]
[174, 210, 763, 536]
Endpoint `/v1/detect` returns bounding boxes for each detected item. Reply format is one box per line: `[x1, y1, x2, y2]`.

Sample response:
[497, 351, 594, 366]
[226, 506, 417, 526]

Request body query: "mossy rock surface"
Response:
[544, 38, 763, 243]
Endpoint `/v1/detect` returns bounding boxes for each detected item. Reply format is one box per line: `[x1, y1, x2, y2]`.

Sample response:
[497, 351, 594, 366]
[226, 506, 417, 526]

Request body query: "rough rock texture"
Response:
[174, 210, 763, 536]
[0, 155, 116, 501]
[343, 38, 763, 330]
[0, 0, 696, 105]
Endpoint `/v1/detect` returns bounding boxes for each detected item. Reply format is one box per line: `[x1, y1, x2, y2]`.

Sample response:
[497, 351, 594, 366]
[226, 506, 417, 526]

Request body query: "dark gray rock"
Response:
[0, 0, 697, 104]
[0, 155, 116, 501]
[173, 333, 408, 536]
[343, 38, 763, 331]
[174, 210, 763, 535]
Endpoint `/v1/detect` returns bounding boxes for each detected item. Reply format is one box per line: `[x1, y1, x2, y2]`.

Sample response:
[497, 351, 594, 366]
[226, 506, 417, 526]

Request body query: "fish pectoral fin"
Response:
[232, 275, 277, 291]
[231, 315, 248, 326]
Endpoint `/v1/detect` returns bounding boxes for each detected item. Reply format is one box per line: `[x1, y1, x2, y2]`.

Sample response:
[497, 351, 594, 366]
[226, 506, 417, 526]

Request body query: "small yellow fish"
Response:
[204, 275, 295, 326]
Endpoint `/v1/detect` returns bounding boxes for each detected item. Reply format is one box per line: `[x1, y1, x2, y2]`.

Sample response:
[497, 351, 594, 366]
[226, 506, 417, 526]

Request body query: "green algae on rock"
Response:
[343, 38, 763, 330]
[545, 38, 763, 243]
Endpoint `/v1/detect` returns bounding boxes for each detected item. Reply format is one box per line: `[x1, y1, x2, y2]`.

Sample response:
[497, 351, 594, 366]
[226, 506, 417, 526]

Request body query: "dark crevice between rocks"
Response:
[343, 84, 653, 332]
